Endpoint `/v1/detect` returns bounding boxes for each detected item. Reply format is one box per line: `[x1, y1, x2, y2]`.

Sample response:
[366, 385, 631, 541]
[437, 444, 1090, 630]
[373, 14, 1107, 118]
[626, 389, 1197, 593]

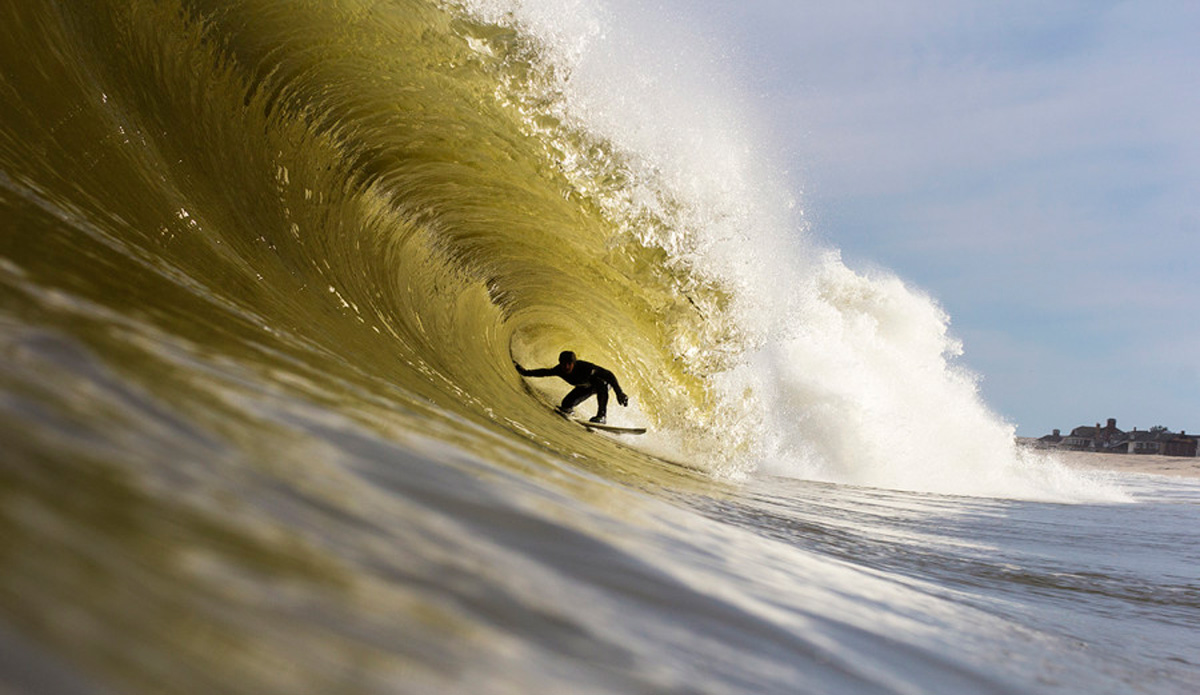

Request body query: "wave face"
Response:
[0, 0, 1115, 495]
[6, 2, 1181, 694]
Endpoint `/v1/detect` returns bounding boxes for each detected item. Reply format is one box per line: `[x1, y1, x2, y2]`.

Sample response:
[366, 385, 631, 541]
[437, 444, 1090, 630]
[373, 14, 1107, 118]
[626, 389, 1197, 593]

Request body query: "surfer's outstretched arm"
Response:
[514, 362, 556, 378]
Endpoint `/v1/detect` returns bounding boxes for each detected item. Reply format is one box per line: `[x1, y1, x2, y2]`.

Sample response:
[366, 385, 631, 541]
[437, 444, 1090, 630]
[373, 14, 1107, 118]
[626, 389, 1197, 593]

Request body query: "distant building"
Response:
[1094, 418, 1125, 452]
[1129, 430, 1164, 455]
[1063, 426, 1097, 450]
[1163, 432, 1198, 458]
[1063, 418, 1126, 452]
[1038, 429, 1063, 445]
[1048, 418, 1198, 457]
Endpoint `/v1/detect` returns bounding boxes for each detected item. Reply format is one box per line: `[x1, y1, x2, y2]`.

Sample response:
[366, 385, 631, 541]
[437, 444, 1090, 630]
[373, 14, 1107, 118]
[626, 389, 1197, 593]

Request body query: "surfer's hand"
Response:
[616, 392, 629, 407]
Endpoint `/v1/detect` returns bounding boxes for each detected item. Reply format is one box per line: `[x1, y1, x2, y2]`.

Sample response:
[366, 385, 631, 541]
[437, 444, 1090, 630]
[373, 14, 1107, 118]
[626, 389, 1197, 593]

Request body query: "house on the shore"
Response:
[1125, 428, 1198, 457]
[1050, 418, 1198, 457]
[1038, 429, 1063, 446]
[1164, 431, 1199, 457]
[1129, 430, 1163, 455]
[1063, 418, 1126, 452]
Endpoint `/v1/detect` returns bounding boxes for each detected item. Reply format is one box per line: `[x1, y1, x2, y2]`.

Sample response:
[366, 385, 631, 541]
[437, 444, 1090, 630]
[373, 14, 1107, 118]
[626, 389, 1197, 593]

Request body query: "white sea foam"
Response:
[460, 0, 1129, 501]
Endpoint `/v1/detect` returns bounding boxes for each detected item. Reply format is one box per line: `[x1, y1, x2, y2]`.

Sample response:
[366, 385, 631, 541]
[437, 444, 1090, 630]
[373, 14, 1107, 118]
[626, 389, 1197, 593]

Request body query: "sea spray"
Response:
[454, 0, 1127, 500]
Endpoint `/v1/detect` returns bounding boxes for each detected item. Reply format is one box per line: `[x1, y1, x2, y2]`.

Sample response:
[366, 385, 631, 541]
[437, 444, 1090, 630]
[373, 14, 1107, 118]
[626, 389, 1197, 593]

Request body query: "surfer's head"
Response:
[558, 350, 576, 372]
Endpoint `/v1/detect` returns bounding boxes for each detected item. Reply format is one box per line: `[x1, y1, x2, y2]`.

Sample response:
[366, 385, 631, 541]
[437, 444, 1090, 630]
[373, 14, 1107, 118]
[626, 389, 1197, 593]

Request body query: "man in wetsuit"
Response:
[514, 350, 629, 424]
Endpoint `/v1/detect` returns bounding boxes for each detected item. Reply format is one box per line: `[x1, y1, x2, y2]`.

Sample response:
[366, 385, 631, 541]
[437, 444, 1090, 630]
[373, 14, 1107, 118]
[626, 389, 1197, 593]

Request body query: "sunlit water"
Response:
[2, 1, 1196, 693]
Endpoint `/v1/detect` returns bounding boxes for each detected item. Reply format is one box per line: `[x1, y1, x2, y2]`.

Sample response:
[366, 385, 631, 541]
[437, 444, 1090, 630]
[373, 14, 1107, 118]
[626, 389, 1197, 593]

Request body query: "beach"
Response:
[1030, 445, 1200, 479]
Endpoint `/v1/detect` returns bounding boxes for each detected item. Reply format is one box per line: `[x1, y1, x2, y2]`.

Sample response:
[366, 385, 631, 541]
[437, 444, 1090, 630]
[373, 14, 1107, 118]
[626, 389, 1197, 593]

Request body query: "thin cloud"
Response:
[661, 0, 1200, 433]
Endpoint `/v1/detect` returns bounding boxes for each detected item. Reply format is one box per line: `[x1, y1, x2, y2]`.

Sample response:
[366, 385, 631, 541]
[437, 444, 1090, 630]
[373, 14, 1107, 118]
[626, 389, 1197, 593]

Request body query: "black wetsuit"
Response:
[519, 360, 626, 418]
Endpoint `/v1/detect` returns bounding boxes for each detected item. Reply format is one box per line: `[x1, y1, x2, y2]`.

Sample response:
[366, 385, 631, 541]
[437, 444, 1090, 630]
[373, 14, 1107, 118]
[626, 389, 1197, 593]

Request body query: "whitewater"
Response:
[1, 0, 1197, 693]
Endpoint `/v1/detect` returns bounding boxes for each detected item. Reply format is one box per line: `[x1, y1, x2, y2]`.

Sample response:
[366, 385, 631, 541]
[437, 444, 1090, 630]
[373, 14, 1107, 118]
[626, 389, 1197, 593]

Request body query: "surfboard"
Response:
[576, 419, 647, 435]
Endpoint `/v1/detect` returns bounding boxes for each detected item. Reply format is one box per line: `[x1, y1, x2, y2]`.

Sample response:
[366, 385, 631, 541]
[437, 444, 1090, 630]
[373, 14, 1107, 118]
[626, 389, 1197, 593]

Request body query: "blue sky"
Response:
[655, 1, 1200, 436]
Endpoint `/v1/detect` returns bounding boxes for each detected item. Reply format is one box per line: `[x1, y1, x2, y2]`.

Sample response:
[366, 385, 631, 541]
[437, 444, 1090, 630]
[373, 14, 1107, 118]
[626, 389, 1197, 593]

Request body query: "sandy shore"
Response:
[1022, 444, 1200, 479]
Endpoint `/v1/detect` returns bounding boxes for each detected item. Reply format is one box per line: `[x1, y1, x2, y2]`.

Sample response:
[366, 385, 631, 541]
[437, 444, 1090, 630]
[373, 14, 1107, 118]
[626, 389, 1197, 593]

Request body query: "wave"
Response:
[0, 0, 1123, 501]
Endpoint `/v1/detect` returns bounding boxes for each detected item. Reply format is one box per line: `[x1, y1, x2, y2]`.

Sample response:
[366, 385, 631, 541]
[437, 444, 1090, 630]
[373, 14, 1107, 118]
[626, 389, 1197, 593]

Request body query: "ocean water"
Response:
[1, 1, 1197, 693]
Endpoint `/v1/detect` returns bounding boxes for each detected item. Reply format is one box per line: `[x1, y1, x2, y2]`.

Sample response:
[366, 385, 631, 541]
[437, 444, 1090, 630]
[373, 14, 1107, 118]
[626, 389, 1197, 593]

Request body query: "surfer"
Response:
[514, 351, 629, 424]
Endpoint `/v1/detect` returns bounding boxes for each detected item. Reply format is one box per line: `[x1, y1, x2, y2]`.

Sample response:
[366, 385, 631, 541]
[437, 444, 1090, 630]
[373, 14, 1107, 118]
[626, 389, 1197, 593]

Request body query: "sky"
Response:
[653, 0, 1200, 436]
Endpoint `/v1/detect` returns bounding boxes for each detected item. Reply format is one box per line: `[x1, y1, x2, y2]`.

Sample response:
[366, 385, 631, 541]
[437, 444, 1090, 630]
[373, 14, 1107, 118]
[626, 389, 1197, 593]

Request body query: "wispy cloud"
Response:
[665, 0, 1200, 432]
